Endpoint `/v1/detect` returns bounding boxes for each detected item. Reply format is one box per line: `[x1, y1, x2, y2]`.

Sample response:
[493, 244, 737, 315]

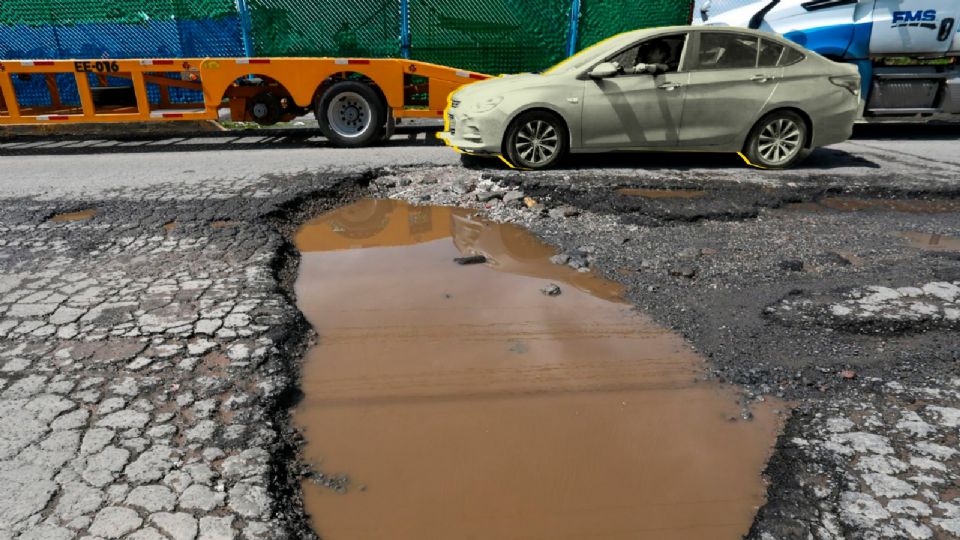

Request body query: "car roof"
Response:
[611, 25, 792, 45]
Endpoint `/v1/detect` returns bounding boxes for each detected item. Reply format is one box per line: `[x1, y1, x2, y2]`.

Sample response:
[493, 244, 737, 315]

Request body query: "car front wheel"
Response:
[503, 111, 567, 170]
[743, 110, 809, 169]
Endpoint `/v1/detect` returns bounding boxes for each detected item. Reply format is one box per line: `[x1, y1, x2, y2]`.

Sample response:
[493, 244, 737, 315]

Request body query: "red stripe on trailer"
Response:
[334, 59, 370, 65]
[140, 59, 175, 66]
[236, 58, 271, 65]
[161, 113, 184, 118]
[468, 73, 485, 80]
[21, 60, 55, 66]
[38, 115, 70, 121]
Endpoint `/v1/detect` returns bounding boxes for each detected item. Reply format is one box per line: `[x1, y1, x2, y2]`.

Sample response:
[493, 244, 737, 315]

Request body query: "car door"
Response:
[579, 33, 689, 148]
[678, 31, 783, 147]
[870, 0, 959, 55]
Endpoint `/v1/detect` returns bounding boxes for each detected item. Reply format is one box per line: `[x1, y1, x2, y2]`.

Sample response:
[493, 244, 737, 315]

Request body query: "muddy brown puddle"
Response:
[49, 208, 96, 222]
[292, 199, 782, 540]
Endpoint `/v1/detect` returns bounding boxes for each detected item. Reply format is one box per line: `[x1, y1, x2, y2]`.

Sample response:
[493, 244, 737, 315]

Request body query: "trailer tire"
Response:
[316, 81, 385, 147]
[247, 92, 283, 126]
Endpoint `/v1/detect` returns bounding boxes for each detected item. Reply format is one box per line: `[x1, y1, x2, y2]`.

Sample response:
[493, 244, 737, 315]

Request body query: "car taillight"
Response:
[829, 75, 860, 97]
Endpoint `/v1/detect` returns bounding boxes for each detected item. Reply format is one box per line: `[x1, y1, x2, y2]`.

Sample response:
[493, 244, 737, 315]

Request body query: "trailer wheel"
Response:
[248, 92, 282, 126]
[316, 81, 385, 147]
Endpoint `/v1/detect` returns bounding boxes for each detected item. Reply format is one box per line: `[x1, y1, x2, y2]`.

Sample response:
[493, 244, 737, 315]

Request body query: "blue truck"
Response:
[699, 0, 960, 120]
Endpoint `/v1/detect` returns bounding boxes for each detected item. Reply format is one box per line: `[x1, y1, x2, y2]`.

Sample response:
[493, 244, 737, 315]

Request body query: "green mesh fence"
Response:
[578, 0, 692, 50]
[0, 0, 237, 26]
[248, 0, 400, 58]
[2, 0, 692, 75]
[247, 0, 691, 74]
[409, 0, 572, 74]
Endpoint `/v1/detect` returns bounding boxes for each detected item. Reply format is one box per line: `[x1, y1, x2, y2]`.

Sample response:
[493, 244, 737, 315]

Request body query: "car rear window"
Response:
[778, 46, 805, 66]
[696, 32, 759, 70]
[758, 39, 785, 67]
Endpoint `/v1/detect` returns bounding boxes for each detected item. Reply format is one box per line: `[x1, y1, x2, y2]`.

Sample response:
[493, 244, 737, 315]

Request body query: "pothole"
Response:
[617, 188, 707, 199]
[49, 208, 97, 222]
[291, 198, 784, 539]
[785, 196, 960, 214]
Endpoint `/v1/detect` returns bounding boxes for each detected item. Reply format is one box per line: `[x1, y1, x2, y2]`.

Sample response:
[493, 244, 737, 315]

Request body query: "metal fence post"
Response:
[566, 0, 581, 57]
[400, 0, 412, 58]
[235, 0, 255, 57]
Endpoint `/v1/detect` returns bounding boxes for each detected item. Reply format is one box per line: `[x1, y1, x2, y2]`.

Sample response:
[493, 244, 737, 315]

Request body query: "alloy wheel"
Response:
[757, 118, 802, 165]
[515, 120, 559, 166]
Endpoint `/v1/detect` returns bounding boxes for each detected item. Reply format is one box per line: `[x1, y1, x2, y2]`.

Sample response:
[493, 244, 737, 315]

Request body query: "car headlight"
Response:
[470, 96, 503, 113]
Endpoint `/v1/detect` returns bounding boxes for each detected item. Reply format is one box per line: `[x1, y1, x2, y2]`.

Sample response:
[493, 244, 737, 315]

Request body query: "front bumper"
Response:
[439, 107, 505, 154]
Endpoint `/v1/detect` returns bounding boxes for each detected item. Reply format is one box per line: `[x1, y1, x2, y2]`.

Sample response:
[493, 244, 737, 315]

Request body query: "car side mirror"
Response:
[588, 62, 619, 79]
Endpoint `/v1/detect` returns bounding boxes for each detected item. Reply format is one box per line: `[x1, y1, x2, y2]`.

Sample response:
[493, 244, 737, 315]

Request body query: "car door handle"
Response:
[658, 82, 681, 91]
[750, 75, 774, 83]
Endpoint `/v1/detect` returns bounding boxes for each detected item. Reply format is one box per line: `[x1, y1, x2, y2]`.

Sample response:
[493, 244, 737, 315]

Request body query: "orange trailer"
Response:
[0, 57, 488, 147]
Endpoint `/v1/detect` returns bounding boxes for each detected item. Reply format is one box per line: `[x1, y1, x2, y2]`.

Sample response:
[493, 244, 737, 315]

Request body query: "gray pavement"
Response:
[1, 124, 959, 199]
[0, 124, 958, 540]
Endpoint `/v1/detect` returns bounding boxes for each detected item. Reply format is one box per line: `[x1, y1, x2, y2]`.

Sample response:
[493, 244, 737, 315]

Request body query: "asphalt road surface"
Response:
[1, 122, 959, 540]
[1, 123, 959, 198]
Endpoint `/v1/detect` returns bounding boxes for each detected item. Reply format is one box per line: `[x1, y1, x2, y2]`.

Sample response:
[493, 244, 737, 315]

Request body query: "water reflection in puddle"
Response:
[292, 199, 782, 540]
[49, 209, 96, 222]
[900, 231, 960, 251]
[786, 197, 960, 214]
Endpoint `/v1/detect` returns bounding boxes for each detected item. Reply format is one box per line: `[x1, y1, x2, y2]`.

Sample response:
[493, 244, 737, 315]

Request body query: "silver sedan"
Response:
[440, 26, 860, 169]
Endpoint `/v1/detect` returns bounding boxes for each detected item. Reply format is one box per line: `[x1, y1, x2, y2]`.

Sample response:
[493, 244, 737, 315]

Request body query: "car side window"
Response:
[778, 45, 805, 66]
[758, 39, 785, 68]
[696, 32, 760, 70]
[606, 34, 688, 74]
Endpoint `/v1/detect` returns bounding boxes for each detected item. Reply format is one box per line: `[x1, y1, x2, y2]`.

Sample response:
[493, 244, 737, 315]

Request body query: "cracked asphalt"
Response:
[1, 123, 959, 540]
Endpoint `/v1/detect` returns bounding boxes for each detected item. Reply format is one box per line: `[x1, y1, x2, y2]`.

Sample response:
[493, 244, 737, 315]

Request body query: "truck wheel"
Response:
[503, 111, 567, 170]
[744, 110, 809, 169]
[248, 92, 282, 126]
[316, 81, 385, 147]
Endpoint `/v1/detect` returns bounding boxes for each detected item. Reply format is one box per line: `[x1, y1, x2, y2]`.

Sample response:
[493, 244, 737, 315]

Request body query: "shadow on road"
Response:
[466, 146, 879, 171]
[852, 122, 960, 141]
[0, 127, 444, 156]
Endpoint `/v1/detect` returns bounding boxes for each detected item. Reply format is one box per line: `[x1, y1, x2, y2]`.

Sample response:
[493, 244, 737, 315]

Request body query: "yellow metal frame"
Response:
[0, 57, 488, 125]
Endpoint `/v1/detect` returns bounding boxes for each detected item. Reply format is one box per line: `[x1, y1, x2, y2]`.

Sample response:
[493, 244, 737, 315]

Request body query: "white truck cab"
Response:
[701, 0, 960, 120]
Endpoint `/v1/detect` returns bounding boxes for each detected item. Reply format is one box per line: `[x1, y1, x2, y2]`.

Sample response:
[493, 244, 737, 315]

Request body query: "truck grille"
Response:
[867, 79, 938, 110]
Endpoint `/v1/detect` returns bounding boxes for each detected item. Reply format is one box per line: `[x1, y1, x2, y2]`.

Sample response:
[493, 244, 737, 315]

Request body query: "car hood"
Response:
[453, 73, 553, 102]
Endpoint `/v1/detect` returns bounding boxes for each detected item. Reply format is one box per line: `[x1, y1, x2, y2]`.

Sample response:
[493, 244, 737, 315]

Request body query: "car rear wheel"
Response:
[316, 81, 385, 147]
[744, 110, 809, 169]
[503, 111, 567, 170]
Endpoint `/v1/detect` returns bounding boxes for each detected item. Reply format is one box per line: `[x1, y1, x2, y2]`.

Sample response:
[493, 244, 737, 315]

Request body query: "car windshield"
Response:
[542, 31, 645, 75]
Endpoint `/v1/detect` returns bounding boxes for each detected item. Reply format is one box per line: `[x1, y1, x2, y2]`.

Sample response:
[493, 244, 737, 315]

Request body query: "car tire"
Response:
[316, 81, 385, 147]
[247, 92, 282, 126]
[744, 110, 809, 169]
[503, 111, 568, 170]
